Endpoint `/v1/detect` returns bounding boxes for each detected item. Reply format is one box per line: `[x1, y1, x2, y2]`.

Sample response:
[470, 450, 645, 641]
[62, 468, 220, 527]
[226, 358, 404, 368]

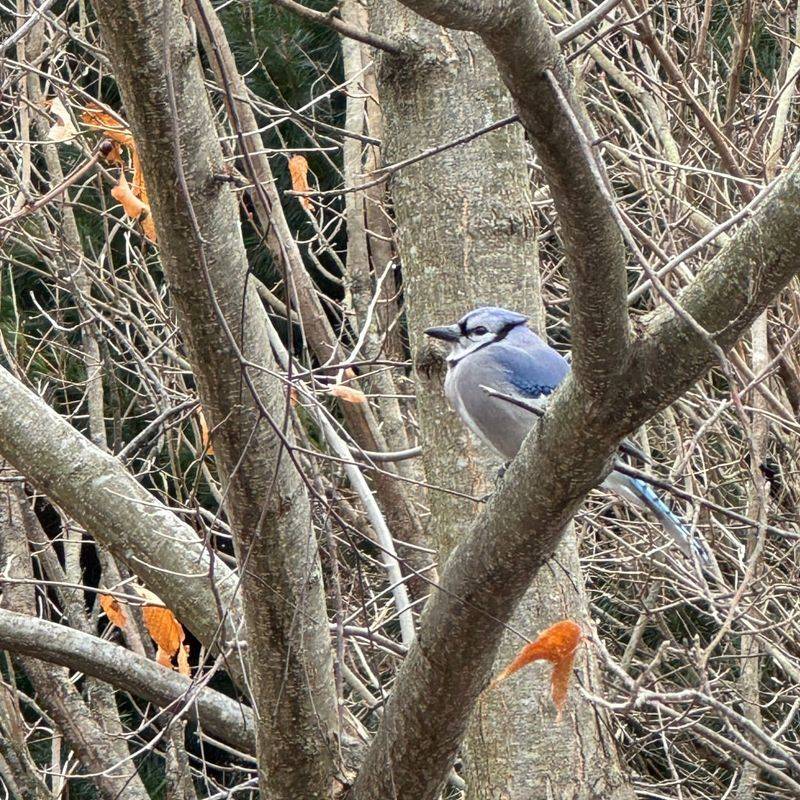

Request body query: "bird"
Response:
[424, 305, 710, 563]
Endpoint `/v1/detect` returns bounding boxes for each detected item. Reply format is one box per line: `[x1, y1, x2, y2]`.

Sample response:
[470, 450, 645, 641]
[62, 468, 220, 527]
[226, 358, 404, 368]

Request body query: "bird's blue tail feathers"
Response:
[625, 476, 711, 564]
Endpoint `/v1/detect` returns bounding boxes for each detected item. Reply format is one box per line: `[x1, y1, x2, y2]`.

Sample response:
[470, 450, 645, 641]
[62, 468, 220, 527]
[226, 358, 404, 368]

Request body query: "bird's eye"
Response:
[472, 326, 488, 336]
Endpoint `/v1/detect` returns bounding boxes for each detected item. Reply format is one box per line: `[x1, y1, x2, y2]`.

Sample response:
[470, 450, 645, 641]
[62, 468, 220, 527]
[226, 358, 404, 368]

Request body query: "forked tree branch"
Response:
[348, 2, 800, 798]
[351, 167, 800, 800]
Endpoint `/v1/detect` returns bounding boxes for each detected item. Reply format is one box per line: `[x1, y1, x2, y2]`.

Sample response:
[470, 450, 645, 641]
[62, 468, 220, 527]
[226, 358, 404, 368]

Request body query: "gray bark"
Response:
[0, 608, 255, 754]
[348, 1, 800, 797]
[0, 369, 244, 678]
[388, 0, 630, 392]
[87, 0, 339, 795]
[367, 4, 633, 797]
[189, 0, 430, 589]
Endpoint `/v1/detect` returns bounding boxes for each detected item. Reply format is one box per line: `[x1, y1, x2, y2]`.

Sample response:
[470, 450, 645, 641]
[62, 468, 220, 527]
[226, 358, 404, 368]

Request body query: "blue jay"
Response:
[425, 306, 710, 563]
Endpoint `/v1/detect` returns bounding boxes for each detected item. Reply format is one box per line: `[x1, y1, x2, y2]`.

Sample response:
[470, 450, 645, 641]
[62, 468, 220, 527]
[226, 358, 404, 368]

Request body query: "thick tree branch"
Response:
[0, 369, 245, 684]
[189, 0, 431, 585]
[626, 167, 800, 417]
[87, 0, 339, 795]
[394, 0, 630, 394]
[0, 609, 255, 754]
[349, 6, 800, 796]
[350, 123, 800, 800]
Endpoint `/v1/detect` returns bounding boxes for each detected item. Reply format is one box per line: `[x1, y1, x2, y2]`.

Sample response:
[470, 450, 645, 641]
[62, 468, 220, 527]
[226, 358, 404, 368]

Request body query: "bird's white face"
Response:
[424, 307, 529, 364]
[445, 321, 497, 363]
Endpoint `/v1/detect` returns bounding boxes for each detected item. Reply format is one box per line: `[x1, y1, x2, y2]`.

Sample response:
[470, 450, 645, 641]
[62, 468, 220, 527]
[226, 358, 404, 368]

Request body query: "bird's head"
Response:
[424, 306, 529, 363]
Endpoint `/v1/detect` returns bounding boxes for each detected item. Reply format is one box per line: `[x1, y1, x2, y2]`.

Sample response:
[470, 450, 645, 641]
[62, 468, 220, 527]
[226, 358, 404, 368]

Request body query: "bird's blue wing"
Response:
[489, 339, 570, 400]
[447, 339, 568, 459]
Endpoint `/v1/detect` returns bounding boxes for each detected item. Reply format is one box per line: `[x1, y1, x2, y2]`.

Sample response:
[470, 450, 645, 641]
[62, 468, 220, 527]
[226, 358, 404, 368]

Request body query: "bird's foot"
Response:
[477, 463, 511, 503]
[496, 462, 510, 484]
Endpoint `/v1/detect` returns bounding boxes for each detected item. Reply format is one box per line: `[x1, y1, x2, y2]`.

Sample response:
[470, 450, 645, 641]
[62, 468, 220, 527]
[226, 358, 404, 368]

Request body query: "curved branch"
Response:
[0, 369, 245, 686]
[350, 144, 800, 800]
[0, 609, 255, 754]
[395, 0, 630, 394]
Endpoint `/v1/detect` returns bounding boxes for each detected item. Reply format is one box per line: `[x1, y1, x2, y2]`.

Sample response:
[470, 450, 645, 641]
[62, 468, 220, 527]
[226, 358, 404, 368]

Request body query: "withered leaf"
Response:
[111, 171, 148, 219]
[99, 594, 128, 628]
[198, 407, 214, 455]
[134, 585, 186, 662]
[81, 102, 156, 242]
[177, 644, 191, 677]
[288, 154, 313, 211]
[80, 104, 134, 147]
[491, 619, 582, 720]
[329, 383, 367, 404]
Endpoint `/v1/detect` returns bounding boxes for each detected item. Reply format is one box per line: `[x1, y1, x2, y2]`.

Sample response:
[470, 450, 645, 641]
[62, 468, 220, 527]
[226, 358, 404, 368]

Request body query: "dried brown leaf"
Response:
[198, 408, 214, 455]
[111, 171, 148, 219]
[99, 594, 128, 628]
[491, 619, 582, 719]
[156, 646, 173, 669]
[329, 383, 367, 404]
[140, 212, 157, 243]
[80, 104, 134, 147]
[177, 644, 191, 677]
[134, 585, 185, 661]
[288, 154, 313, 210]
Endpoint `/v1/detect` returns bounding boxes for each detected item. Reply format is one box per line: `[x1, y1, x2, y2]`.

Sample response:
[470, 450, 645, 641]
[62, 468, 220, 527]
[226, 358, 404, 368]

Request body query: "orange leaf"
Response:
[177, 644, 191, 677]
[329, 383, 367, 404]
[288, 155, 313, 211]
[80, 104, 134, 147]
[156, 646, 173, 669]
[198, 408, 214, 455]
[142, 605, 184, 658]
[491, 619, 582, 719]
[135, 585, 185, 661]
[81, 102, 155, 241]
[130, 149, 146, 200]
[99, 594, 128, 628]
[111, 171, 148, 219]
[140, 212, 157, 243]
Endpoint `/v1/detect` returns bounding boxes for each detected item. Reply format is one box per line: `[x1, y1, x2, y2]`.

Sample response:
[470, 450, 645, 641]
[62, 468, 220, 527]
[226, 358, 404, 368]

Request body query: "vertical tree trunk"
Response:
[88, 0, 339, 796]
[368, 4, 635, 796]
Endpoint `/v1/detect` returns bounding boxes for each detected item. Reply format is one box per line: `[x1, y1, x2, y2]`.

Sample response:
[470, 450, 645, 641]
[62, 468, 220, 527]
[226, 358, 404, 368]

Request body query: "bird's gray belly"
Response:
[445, 367, 535, 460]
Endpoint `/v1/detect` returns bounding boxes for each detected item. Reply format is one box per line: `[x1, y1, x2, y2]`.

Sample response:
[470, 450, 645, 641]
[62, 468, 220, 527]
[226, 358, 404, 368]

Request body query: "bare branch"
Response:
[0, 370, 245, 683]
[0, 609, 256, 753]
[266, 0, 405, 55]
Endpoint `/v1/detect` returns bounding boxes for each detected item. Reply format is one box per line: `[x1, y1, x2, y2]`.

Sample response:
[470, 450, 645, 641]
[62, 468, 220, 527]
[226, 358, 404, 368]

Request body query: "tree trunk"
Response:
[368, 4, 635, 796]
[87, 0, 339, 795]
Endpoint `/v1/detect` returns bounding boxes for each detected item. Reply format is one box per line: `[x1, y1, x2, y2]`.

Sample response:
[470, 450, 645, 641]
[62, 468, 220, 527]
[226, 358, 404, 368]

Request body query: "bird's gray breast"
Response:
[444, 349, 541, 460]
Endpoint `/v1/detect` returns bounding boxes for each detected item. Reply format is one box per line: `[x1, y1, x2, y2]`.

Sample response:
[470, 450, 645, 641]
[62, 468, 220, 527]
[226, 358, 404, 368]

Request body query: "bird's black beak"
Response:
[424, 324, 461, 342]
